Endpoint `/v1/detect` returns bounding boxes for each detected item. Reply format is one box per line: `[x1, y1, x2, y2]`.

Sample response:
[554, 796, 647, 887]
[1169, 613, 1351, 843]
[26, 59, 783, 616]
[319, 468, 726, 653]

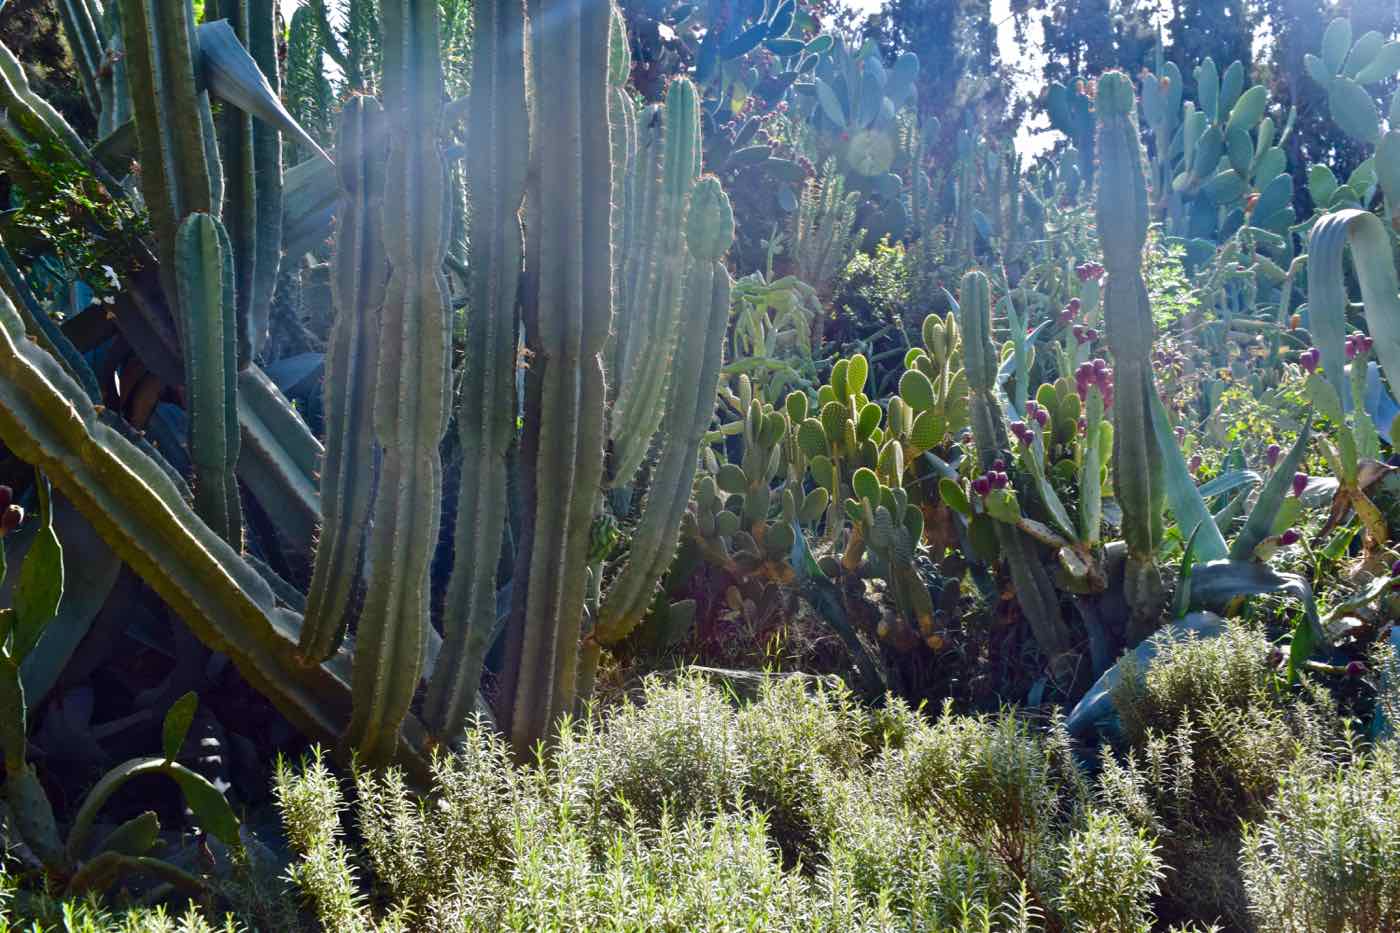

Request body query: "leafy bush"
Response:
[1240, 739, 1400, 933]
[1105, 626, 1348, 926]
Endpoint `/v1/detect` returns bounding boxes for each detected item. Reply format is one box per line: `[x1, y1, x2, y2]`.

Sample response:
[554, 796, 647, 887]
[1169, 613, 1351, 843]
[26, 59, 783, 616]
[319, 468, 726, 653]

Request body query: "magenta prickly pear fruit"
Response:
[1292, 472, 1309, 498]
[1266, 443, 1281, 468]
[1, 504, 24, 534]
[1279, 528, 1301, 546]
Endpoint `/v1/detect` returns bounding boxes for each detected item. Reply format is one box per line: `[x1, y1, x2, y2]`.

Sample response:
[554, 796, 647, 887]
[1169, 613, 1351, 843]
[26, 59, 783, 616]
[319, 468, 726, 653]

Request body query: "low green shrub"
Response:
[1240, 739, 1400, 933]
[10, 666, 1396, 932]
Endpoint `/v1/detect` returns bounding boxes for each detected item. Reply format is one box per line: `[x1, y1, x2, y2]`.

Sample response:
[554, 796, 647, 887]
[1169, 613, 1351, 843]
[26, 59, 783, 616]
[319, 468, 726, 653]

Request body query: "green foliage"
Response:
[1240, 739, 1400, 932]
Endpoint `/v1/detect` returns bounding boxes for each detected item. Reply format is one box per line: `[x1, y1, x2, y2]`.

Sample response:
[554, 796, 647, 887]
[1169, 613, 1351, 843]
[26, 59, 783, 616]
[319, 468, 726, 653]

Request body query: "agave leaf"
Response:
[1228, 417, 1312, 561]
[1151, 391, 1228, 561]
[1171, 521, 1205, 619]
[196, 21, 331, 165]
[1197, 469, 1262, 499]
[1188, 559, 1319, 635]
[1308, 209, 1400, 407]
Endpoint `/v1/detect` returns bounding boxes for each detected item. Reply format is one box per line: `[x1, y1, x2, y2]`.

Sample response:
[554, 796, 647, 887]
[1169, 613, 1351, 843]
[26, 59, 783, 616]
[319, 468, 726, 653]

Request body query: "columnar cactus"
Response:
[591, 178, 735, 654]
[173, 213, 242, 545]
[609, 77, 703, 488]
[960, 270, 1079, 681]
[1096, 71, 1166, 640]
[344, 0, 452, 765]
[423, 0, 529, 742]
[300, 97, 388, 662]
[121, 0, 219, 296]
[497, 0, 614, 755]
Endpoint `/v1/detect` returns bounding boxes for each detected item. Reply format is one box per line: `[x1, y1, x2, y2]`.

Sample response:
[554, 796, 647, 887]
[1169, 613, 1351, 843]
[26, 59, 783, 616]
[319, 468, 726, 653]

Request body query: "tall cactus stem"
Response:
[593, 177, 733, 648]
[344, 0, 451, 765]
[121, 0, 217, 310]
[301, 97, 388, 663]
[1095, 71, 1165, 641]
[249, 0, 284, 360]
[609, 78, 702, 488]
[423, 0, 528, 742]
[174, 213, 242, 545]
[500, 0, 612, 756]
[211, 0, 260, 368]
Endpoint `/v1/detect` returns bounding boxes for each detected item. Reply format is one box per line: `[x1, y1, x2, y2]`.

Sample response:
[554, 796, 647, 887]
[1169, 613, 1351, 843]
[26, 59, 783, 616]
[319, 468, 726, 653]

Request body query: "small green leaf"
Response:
[96, 811, 161, 857]
[167, 763, 240, 847]
[968, 513, 1000, 562]
[785, 391, 808, 424]
[716, 463, 748, 495]
[11, 512, 64, 664]
[1354, 40, 1400, 84]
[939, 478, 972, 516]
[162, 691, 198, 761]
[1328, 75, 1380, 145]
[846, 354, 869, 396]
[855, 402, 881, 442]
[1322, 18, 1353, 75]
[1226, 84, 1268, 133]
[798, 487, 829, 524]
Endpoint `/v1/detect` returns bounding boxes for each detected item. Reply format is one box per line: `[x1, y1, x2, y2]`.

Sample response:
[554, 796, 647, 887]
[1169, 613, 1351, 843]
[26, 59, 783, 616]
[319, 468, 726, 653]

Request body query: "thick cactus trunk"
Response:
[1095, 72, 1165, 642]
[423, 0, 529, 743]
[499, 0, 613, 756]
[345, 0, 452, 766]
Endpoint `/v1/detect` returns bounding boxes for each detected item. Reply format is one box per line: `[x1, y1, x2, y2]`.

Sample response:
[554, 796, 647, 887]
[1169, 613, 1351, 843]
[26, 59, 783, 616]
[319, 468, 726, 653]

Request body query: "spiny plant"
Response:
[0, 0, 738, 777]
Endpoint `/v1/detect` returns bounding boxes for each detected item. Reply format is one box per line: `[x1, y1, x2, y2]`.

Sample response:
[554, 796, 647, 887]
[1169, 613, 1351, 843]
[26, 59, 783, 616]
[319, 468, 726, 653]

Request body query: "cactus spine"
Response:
[174, 213, 242, 544]
[961, 270, 1079, 683]
[1095, 71, 1166, 640]
[499, 0, 613, 754]
[422, 0, 528, 742]
[300, 98, 388, 662]
[345, 0, 452, 765]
